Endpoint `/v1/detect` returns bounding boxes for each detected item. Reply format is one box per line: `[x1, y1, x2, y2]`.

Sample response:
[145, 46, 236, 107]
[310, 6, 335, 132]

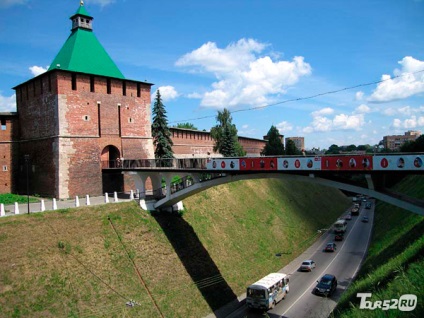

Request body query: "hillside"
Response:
[334, 175, 424, 318]
[0, 178, 349, 318]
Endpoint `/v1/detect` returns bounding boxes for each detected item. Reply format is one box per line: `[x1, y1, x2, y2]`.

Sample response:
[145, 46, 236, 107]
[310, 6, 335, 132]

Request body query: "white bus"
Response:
[246, 272, 289, 310]
[334, 219, 347, 233]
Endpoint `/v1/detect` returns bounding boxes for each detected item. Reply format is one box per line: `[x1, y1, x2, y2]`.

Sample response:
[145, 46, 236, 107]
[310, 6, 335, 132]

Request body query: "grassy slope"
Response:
[334, 175, 424, 318]
[0, 178, 350, 318]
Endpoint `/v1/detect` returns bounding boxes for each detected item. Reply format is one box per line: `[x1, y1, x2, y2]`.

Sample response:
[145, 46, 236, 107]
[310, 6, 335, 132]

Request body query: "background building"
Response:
[383, 131, 421, 151]
[285, 136, 305, 152]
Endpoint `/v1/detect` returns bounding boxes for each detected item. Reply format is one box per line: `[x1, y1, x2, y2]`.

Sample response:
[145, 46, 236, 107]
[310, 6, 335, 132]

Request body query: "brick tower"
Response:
[10, 2, 154, 199]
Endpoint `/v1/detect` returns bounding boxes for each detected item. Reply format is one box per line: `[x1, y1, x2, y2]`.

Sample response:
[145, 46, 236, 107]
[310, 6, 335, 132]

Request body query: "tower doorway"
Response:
[101, 145, 123, 193]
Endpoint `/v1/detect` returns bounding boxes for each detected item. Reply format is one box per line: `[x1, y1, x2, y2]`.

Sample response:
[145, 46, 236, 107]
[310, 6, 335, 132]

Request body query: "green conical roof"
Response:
[48, 4, 125, 79]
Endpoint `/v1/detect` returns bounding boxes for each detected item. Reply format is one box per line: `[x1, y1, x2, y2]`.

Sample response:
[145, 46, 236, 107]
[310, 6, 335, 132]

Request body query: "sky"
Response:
[0, 0, 423, 150]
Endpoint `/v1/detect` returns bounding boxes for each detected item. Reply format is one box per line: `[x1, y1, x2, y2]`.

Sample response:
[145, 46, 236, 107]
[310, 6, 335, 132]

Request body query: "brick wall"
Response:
[170, 127, 265, 157]
[0, 114, 19, 193]
[12, 70, 154, 198]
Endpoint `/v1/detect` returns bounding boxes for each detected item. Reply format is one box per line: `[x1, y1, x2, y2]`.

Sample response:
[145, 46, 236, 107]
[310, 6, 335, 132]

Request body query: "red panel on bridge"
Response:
[321, 155, 373, 171]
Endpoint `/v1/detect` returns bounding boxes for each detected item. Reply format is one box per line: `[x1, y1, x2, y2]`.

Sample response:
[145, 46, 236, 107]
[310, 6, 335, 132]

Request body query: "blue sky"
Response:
[0, 0, 423, 150]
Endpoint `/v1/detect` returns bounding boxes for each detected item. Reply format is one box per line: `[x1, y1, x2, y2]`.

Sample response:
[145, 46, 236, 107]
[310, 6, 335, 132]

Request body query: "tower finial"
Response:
[80, 0, 84, 6]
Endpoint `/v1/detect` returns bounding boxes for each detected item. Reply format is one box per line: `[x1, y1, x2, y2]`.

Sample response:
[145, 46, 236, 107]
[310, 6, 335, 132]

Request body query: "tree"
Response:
[325, 144, 340, 155]
[285, 139, 301, 155]
[175, 122, 198, 130]
[400, 135, 424, 152]
[261, 125, 284, 155]
[346, 144, 357, 152]
[151, 90, 174, 165]
[210, 108, 245, 157]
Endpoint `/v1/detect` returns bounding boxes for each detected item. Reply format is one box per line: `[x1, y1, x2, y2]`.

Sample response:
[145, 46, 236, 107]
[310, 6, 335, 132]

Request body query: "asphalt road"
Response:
[226, 200, 374, 318]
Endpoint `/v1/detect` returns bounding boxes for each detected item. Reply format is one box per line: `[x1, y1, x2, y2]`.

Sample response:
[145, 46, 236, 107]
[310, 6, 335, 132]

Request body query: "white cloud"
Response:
[152, 86, 179, 102]
[0, 0, 28, 8]
[86, 0, 115, 7]
[355, 104, 370, 114]
[355, 91, 364, 101]
[0, 93, 16, 112]
[368, 56, 424, 102]
[176, 38, 311, 109]
[391, 115, 424, 129]
[303, 107, 365, 133]
[276, 121, 293, 132]
[29, 65, 48, 77]
[311, 107, 334, 117]
[382, 105, 424, 117]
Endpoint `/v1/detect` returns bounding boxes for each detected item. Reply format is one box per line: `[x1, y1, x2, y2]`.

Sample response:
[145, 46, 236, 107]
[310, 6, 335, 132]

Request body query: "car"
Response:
[362, 216, 369, 223]
[300, 260, 316, 272]
[335, 233, 344, 241]
[324, 242, 337, 252]
[314, 274, 338, 296]
[365, 202, 372, 209]
[344, 214, 352, 221]
[351, 207, 359, 215]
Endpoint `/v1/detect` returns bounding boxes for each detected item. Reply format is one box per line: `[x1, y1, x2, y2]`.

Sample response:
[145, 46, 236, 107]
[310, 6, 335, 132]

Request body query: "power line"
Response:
[169, 69, 424, 124]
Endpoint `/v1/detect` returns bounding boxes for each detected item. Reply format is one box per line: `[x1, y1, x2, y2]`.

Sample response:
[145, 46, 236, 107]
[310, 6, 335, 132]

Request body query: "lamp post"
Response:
[24, 154, 30, 214]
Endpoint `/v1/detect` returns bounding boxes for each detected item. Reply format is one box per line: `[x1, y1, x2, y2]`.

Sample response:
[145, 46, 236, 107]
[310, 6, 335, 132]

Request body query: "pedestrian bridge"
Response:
[102, 153, 424, 216]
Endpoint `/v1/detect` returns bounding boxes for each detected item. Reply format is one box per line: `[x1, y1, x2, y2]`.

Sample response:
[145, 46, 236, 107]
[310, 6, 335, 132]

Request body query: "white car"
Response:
[300, 260, 316, 272]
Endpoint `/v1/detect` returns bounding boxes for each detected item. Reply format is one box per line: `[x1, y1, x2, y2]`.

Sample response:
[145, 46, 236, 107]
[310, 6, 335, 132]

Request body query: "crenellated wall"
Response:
[170, 127, 266, 158]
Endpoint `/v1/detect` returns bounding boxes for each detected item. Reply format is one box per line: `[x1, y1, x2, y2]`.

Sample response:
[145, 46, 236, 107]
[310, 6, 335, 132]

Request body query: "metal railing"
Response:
[102, 158, 209, 170]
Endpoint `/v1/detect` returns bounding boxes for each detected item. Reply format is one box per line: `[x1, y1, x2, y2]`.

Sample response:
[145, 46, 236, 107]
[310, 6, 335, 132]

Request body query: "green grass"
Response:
[333, 175, 424, 318]
[0, 193, 39, 205]
[0, 178, 351, 317]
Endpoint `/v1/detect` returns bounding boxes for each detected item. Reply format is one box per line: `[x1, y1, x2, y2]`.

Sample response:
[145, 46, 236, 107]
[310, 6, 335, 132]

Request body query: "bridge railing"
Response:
[102, 158, 209, 170]
[142, 173, 228, 200]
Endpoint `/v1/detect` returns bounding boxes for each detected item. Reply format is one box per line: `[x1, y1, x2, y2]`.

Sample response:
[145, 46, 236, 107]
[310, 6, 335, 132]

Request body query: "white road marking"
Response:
[282, 211, 364, 316]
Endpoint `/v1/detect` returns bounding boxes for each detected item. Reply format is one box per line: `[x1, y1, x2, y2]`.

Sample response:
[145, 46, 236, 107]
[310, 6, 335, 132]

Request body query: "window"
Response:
[2, 165, 7, 172]
[137, 83, 141, 97]
[128, 117, 133, 123]
[107, 78, 111, 94]
[122, 81, 126, 96]
[90, 76, 95, 92]
[72, 74, 77, 90]
[1, 119, 6, 130]
[83, 115, 90, 121]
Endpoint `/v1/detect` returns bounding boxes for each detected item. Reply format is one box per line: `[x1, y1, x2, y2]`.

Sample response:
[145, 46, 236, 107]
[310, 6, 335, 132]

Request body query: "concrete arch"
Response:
[154, 172, 424, 216]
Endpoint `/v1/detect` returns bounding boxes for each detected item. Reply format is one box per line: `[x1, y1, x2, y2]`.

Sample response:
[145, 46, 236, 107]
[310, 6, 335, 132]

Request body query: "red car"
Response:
[335, 234, 344, 241]
[324, 242, 337, 252]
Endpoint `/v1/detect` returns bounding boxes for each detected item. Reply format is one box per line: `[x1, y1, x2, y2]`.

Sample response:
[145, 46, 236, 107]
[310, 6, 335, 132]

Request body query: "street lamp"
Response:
[24, 154, 30, 214]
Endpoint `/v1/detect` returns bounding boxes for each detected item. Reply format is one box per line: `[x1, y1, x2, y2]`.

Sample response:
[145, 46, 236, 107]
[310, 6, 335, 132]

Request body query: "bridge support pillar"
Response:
[365, 174, 375, 190]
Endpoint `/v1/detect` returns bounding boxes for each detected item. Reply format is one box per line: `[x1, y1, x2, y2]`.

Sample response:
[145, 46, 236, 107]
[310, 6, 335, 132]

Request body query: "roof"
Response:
[47, 5, 125, 79]
[248, 273, 287, 289]
[72, 4, 91, 18]
[0, 112, 18, 116]
[48, 28, 124, 79]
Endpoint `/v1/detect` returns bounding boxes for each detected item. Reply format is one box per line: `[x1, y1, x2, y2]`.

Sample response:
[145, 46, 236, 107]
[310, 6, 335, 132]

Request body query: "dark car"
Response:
[365, 202, 372, 209]
[314, 274, 337, 296]
[335, 233, 344, 241]
[324, 242, 337, 252]
[362, 216, 369, 223]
